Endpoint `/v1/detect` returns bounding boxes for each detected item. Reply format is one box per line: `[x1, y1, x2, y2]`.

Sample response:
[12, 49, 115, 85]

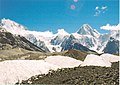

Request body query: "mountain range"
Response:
[0, 18, 119, 54]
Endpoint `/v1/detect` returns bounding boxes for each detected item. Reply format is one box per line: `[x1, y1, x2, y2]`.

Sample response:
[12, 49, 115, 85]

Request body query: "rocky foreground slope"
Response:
[20, 62, 119, 85]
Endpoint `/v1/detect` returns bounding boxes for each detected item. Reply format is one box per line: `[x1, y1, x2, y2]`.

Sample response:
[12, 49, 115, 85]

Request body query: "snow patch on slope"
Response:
[81, 54, 111, 67]
[0, 60, 59, 84]
[101, 53, 119, 62]
[81, 54, 119, 67]
[0, 56, 83, 84]
[45, 56, 83, 68]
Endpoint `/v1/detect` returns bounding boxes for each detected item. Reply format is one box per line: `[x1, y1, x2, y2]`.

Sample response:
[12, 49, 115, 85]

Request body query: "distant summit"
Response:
[77, 24, 100, 38]
[0, 18, 27, 35]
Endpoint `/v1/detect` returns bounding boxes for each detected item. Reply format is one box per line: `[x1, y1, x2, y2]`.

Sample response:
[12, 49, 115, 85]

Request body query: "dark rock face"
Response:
[61, 35, 94, 52]
[50, 35, 69, 46]
[63, 49, 88, 61]
[25, 34, 49, 52]
[36, 40, 50, 52]
[20, 62, 119, 85]
[50, 36, 62, 45]
[103, 37, 119, 54]
[19, 36, 46, 52]
[0, 32, 46, 52]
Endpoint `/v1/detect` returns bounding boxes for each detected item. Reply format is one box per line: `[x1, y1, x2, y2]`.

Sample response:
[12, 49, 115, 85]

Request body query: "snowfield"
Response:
[81, 54, 119, 67]
[45, 56, 83, 68]
[101, 53, 119, 62]
[0, 56, 83, 84]
[0, 60, 59, 84]
[0, 54, 119, 84]
[81, 54, 111, 67]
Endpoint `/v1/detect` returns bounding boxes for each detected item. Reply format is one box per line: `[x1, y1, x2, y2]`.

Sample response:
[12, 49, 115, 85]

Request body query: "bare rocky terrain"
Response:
[20, 62, 119, 85]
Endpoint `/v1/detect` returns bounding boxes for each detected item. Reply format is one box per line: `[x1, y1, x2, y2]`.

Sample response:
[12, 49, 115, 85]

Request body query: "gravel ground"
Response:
[20, 62, 119, 85]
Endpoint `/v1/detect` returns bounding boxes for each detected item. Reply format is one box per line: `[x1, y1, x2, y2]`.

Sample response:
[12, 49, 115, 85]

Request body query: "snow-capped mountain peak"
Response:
[77, 24, 100, 38]
[81, 24, 92, 31]
[0, 18, 27, 36]
[1, 18, 27, 30]
[57, 29, 69, 36]
[77, 24, 93, 34]
[50, 29, 70, 51]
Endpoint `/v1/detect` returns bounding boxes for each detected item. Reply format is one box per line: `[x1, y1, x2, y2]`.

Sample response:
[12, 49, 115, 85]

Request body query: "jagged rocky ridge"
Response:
[0, 32, 46, 52]
[103, 37, 119, 54]
[61, 34, 95, 52]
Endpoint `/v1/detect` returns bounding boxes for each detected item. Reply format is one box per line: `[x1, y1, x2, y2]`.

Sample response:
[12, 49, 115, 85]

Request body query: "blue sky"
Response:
[0, 0, 119, 33]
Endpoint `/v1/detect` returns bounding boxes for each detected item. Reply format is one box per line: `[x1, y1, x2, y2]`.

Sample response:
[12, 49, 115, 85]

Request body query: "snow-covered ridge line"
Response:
[0, 18, 70, 52]
[0, 18, 119, 53]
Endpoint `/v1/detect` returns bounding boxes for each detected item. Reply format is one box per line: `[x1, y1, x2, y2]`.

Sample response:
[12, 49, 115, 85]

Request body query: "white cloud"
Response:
[100, 24, 120, 30]
[94, 10, 101, 16]
[70, 4, 76, 10]
[101, 6, 107, 10]
[94, 6, 108, 16]
[95, 6, 99, 10]
[73, 0, 78, 2]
